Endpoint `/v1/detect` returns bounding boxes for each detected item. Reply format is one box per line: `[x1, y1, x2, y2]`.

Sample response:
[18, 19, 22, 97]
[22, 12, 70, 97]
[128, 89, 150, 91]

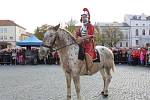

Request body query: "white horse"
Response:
[39, 24, 115, 100]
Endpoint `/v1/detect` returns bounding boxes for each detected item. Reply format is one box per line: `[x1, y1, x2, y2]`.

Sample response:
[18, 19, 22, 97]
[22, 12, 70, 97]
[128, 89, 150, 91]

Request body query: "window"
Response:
[4, 28, 7, 33]
[149, 30, 150, 35]
[120, 42, 122, 47]
[4, 36, 7, 40]
[138, 16, 141, 20]
[136, 24, 138, 26]
[126, 42, 128, 47]
[142, 29, 145, 35]
[143, 24, 145, 26]
[136, 29, 138, 36]
[0, 28, 7, 33]
[136, 40, 139, 45]
[0, 28, 3, 33]
[10, 37, 13, 40]
[133, 16, 137, 19]
[0, 36, 3, 40]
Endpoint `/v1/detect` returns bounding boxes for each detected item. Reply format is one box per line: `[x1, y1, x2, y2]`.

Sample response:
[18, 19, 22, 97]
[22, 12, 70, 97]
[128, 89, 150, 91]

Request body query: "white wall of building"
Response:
[99, 23, 130, 48]
[125, 14, 150, 47]
[15, 26, 26, 41]
[99, 14, 150, 48]
[0, 26, 15, 42]
[0, 25, 26, 48]
[116, 27, 130, 48]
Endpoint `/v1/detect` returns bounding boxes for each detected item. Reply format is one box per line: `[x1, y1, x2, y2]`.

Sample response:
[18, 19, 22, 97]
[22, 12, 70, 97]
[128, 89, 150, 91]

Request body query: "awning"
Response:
[16, 35, 43, 47]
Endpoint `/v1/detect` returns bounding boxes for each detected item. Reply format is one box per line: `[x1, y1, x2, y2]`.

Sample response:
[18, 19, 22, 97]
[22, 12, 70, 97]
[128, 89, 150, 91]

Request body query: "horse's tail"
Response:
[111, 61, 115, 72]
[110, 50, 116, 72]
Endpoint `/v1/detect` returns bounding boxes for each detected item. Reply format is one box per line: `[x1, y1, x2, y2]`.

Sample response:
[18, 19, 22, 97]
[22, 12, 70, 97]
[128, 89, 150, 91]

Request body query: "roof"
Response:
[0, 20, 26, 29]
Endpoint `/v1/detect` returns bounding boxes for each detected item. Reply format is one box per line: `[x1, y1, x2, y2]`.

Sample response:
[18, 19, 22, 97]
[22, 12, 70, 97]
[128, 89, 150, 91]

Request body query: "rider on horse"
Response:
[76, 8, 96, 74]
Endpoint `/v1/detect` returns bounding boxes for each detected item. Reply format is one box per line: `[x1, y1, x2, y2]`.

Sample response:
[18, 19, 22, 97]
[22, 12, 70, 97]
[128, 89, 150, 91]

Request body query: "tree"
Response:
[34, 24, 50, 40]
[102, 26, 123, 47]
[65, 19, 77, 34]
[94, 23, 103, 45]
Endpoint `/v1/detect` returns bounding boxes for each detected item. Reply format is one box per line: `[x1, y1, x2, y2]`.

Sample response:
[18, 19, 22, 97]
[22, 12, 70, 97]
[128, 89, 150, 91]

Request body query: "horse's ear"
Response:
[53, 24, 60, 31]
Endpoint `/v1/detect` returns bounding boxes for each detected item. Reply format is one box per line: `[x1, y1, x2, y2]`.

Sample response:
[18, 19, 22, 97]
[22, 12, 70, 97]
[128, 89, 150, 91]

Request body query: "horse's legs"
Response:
[104, 67, 112, 96]
[65, 72, 72, 100]
[73, 75, 81, 100]
[99, 68, 106, 94]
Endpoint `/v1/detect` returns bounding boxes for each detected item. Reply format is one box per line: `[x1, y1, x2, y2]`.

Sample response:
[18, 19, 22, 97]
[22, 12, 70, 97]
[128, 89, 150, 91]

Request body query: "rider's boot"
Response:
[85, 54, 93, 75]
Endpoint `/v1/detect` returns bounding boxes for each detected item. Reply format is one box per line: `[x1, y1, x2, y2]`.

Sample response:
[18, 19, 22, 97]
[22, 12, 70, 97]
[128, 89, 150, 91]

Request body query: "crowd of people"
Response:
[1, 47, 150, 66]
[112, 47, 150, 66]
[0, 48, 60, 65]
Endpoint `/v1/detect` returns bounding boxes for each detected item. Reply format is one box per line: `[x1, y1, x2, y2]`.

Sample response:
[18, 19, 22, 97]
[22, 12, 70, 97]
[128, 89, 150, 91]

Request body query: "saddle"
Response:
[93, 49, 100, 62]
[78, 44, 100, 62]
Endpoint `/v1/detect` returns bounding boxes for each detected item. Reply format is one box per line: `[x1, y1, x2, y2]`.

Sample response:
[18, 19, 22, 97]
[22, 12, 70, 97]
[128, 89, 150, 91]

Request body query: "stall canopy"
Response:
[16, 35, 43, 47]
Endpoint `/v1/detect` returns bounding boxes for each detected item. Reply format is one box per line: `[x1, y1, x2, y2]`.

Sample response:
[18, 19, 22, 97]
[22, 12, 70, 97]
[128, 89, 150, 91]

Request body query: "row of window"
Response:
[135, 23, 150, 26]
[119, 40, 139, 47]
[0, 28, 7, 33]
[135, 29, 150, 36]
[0, 36, 13, 40]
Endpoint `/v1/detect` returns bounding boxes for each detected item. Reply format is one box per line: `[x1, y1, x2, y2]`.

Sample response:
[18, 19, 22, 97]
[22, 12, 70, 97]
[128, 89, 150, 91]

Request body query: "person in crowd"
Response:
[11, 49, 16, 65]
[54, 51, 60, 65]
[140, 49, 144, 65]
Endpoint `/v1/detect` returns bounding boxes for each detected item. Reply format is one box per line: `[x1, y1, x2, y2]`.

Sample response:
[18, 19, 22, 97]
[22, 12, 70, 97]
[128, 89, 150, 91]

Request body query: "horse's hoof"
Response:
[103, 94, 108, 97]
[67, 95, 71, 100]
[101, 92, 108, 97]
[101, 91, 104, 95]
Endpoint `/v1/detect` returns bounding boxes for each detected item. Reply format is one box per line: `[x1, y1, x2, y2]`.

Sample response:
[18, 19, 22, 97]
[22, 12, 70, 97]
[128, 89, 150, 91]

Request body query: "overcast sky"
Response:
[0, 0, 150, 32]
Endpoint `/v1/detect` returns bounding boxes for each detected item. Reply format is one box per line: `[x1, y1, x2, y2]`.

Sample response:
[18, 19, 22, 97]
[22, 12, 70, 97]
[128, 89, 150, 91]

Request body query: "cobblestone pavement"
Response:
[0, 64, 150, 100]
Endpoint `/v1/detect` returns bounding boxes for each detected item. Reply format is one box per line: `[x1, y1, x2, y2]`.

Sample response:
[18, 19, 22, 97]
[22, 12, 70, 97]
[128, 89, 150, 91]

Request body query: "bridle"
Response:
[42, 31, 77, 52]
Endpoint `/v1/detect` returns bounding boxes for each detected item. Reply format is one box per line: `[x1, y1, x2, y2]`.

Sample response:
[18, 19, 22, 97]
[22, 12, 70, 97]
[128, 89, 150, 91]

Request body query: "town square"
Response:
[0, 0, 150, 100]
[0, 64, 149, 100]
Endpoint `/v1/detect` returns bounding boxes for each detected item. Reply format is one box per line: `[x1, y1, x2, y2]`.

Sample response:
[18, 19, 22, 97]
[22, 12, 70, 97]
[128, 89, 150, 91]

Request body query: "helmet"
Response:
[80, 8, 90, 23]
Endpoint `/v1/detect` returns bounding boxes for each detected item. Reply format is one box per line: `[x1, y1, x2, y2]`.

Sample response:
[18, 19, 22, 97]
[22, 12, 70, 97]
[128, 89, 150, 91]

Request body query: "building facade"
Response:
[99, 22, 130, 48]
[0, 20, 26, 49]
[20, 32, 32, 41]
[99, 13, 150, 48]
[124, 14, 150, 48]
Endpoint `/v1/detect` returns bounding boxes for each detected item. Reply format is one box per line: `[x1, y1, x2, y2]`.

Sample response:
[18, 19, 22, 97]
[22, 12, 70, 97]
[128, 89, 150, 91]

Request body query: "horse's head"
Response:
[43, 24, 60, 49]
[39, 24, 60, 59]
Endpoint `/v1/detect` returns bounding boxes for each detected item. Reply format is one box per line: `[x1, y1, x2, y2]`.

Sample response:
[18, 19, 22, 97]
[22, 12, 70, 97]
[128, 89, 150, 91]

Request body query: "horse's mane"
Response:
[47, 25, 77, 42]
[60, 28, 77, 42]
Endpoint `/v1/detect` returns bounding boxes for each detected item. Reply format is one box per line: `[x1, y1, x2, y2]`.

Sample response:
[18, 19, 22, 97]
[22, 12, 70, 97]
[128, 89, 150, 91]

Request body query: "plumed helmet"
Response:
[80, 8, 90, 23]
